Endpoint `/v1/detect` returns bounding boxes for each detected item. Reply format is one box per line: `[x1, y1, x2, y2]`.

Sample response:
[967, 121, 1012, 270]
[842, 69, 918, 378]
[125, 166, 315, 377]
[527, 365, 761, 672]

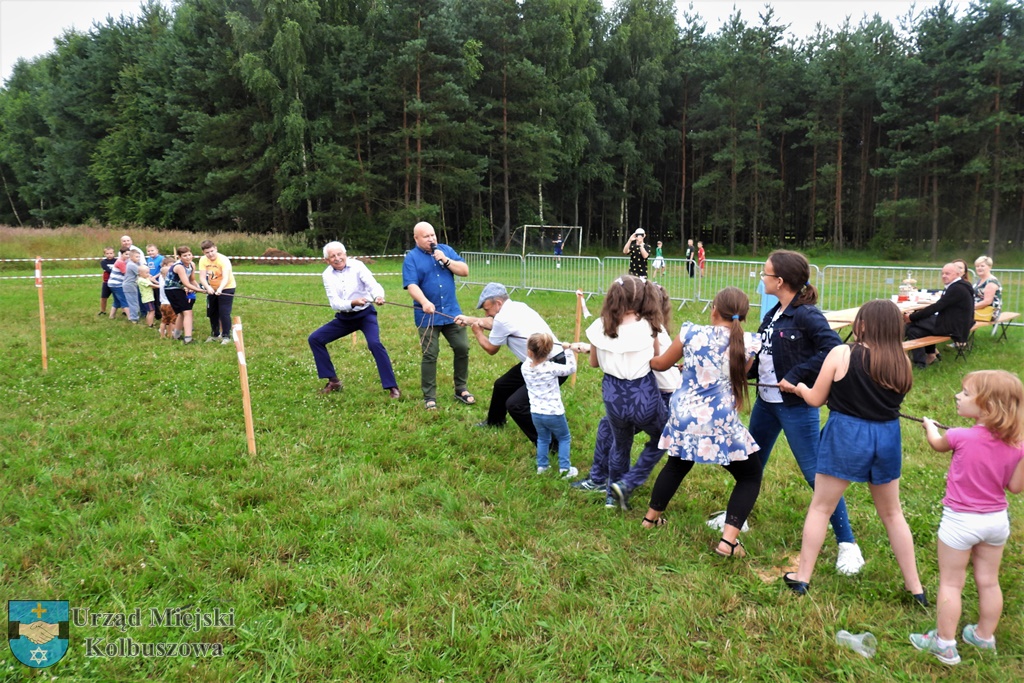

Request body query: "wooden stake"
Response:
[572, 290, 583, 387]
[36, 256, 48, 371]
[232, 316, 257, 455]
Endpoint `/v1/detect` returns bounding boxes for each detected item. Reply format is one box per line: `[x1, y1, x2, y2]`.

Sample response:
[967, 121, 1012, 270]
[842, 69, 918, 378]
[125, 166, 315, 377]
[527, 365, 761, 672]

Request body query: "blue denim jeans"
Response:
[532, 413, 571, 469]
[749, 398, 855, 544]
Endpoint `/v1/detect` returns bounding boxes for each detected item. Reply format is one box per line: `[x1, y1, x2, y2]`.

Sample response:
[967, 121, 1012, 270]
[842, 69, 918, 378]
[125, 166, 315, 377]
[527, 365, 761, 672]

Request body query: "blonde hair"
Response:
[963, 370, 1024, 446]
[975, 255, 993, 268]
[527, 333, 554, 362]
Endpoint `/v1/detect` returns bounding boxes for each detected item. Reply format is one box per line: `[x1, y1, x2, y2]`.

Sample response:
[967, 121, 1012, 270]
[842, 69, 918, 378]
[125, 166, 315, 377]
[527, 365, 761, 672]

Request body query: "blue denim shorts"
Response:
[817, 411, 902, 484]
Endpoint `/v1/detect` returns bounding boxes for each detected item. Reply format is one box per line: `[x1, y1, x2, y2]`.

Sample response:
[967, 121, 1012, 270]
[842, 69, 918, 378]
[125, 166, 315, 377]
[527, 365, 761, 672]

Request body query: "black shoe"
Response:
[783, 572, 809, 596]
[913, 361, 928, 370]
[909, 589, 929, 607]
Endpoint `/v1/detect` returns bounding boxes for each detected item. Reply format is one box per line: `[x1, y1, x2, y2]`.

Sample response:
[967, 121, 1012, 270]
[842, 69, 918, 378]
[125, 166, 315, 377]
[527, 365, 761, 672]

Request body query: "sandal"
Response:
[713, 537, 746, 558]
[641, 516, 666, 528]
[424, 399, 438, 411]
[454, 390, 476, 405]
[782, 572, 810, 596]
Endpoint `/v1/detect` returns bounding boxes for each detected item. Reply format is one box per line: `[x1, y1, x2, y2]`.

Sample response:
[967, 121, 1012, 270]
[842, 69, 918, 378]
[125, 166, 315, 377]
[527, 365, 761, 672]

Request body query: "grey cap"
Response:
[477, 282, 508, 308]
[634, 228, 645, 236]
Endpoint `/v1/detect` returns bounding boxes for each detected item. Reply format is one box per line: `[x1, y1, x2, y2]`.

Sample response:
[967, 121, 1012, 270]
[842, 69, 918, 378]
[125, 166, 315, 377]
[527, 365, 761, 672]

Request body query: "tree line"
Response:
[0, 0, 1021, 257]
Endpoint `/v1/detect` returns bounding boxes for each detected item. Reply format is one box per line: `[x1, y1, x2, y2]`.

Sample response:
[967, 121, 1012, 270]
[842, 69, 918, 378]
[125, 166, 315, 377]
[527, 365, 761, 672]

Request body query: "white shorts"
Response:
[651, 257, 665, 269]
[937, 506, 1010, 551]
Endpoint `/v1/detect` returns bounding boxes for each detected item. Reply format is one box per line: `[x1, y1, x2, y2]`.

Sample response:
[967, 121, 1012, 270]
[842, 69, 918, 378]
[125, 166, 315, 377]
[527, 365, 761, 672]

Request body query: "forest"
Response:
[0, 0, 1021, 257]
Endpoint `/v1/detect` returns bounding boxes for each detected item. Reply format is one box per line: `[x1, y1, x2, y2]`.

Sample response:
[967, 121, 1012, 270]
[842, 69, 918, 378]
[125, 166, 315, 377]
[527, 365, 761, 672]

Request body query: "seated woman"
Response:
[973, 255, 1002, 322]
[952, 258, 971, 285]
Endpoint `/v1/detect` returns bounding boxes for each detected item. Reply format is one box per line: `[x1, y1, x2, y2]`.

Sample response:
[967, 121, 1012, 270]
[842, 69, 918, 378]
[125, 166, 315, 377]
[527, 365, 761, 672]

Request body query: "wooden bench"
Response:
[903, 335, 969, 361]
[973, 311, 1019, 343]
[902, 312, 1018, 363]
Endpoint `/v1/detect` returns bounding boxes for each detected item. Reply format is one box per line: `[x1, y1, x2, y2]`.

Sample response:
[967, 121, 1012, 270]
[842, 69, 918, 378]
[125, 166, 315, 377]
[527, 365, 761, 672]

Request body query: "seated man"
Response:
[904, 263, 975, 368]
[455, 282, 567, 445]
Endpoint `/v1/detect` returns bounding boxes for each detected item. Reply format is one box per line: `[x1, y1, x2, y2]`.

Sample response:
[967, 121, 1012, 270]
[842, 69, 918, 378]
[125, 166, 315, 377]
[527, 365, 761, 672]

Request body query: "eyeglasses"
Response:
[759, 271, 781, 279]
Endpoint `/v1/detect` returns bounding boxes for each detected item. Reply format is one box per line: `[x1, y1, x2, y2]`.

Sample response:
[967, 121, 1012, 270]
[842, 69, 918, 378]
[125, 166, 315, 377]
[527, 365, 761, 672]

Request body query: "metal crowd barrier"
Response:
[818, 265, 944, 311]
[522, 254, 605, 296]
[459, 252, 525, 291]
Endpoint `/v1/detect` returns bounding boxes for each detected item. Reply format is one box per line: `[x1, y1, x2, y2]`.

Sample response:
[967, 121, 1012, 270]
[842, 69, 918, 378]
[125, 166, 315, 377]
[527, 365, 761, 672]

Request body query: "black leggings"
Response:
[648, 454, 763, 529]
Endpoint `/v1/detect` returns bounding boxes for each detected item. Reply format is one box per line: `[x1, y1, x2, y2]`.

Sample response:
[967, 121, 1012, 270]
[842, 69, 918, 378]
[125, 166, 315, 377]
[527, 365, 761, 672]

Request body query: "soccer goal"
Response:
[509, 224, 583, 258]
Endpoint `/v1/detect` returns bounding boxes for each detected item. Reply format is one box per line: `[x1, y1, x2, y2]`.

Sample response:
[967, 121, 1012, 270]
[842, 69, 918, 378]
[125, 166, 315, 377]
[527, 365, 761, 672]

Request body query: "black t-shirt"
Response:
[628, 242, 648, 277]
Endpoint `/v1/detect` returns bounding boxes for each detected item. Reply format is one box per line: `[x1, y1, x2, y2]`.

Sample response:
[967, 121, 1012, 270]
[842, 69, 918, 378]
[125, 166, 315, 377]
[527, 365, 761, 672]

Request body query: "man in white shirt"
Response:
[308, 241, 400, 397]
[456, 282, 567, 445]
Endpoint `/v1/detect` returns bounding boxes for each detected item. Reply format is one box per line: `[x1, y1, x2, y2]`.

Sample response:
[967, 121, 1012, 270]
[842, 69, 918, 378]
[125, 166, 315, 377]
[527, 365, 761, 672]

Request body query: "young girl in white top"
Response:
[522, 333, 578, 477]
[911, 370, 1024, 665]
[585, 275, 666, 511]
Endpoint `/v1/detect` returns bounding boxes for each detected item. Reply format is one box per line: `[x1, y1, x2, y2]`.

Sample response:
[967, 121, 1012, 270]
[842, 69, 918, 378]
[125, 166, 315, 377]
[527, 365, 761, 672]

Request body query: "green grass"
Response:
[2, 254, 1024, 681]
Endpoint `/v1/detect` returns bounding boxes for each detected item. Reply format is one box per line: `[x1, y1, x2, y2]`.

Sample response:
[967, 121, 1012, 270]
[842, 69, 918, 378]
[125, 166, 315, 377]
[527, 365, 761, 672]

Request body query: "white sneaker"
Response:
[220, 337, 232, 345]
[536, 466, 550, 474]
[705, 511, 749, 533]
[204, 336, 218, 343]
[836, 542, 866, 576]
[559, 467, 579, 479]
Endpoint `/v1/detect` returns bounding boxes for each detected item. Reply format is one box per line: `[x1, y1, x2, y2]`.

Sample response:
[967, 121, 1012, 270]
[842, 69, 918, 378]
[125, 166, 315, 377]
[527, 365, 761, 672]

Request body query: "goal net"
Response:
[509, 224, 583, 257]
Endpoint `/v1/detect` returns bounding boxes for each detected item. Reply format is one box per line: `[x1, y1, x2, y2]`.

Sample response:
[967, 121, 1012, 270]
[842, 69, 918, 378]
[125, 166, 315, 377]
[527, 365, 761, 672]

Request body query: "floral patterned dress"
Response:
[658, 322, 761, 465]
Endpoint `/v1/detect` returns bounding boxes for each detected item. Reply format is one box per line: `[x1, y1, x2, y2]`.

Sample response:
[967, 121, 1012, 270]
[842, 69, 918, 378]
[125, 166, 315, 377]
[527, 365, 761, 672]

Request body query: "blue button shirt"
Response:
[402, 244, 464, 327]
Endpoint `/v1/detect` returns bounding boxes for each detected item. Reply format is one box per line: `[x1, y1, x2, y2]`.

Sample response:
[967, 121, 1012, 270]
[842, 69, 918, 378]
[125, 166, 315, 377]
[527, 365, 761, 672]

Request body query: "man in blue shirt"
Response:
[402, 221, 475, 410]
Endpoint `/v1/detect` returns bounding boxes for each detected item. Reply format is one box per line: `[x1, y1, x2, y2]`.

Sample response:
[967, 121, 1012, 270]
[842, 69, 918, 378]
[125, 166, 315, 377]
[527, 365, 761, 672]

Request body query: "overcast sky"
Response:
[2, 1, 950, 85]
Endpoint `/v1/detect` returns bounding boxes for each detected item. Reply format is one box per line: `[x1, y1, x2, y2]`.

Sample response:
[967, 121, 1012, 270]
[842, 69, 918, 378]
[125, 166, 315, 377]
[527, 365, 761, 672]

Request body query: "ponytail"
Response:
[712, 286, 751, 411]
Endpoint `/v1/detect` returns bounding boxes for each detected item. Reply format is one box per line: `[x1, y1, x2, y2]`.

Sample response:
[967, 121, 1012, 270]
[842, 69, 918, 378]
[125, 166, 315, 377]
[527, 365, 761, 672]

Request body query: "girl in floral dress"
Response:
[639, 287, 762, 558]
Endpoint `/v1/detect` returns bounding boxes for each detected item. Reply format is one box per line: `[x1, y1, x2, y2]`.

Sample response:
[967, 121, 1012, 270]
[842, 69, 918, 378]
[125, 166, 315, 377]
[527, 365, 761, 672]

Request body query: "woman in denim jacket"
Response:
[746, 250, 865, 576]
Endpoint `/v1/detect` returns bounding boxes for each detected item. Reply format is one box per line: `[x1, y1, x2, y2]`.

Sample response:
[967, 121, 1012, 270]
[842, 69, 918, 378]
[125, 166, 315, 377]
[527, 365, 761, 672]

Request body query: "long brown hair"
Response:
[768, 250, 817, 306]
[852, 299, 913, 394]
[963, 370, 1024, 446]
[713, 286, 751, 411]
[600, 275, 662, 338]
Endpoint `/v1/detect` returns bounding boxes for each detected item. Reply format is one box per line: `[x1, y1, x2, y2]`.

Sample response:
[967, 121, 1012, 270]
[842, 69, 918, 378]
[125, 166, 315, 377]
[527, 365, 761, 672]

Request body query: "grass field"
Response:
[2, 240, 1024, 681]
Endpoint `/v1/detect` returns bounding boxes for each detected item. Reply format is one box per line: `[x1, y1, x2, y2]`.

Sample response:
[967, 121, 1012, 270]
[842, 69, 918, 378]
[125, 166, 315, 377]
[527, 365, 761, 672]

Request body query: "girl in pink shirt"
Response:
[911, 370, 1024, 665]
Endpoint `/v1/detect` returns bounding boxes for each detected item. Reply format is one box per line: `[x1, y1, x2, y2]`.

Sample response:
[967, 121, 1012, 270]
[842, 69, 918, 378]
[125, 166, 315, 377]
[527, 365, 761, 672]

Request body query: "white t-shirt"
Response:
[521, 352, 577, 416]
[653, 328, 682, 393]
[586, 316, 655, 380]
[157, 274, 169, 306]
[757, 308, 784, 403]
[490, 300, 557, 363]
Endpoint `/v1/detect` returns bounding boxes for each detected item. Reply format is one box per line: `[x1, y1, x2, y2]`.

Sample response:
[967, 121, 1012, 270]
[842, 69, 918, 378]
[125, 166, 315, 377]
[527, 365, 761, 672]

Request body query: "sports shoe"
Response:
[962, 624, 996, 651]
[610, 481, 632, 511]
[204, 336, 218, 343]
[705, 511, 749, 533]
[537, 466, 550, 474]
[604, 494, 617, 509]
[559, 467, 579, 479]
[221, 337, 232, 345]
[836, 542, 866, 576]
[910, 630, 960, 665]
[570, 478, 606, 493]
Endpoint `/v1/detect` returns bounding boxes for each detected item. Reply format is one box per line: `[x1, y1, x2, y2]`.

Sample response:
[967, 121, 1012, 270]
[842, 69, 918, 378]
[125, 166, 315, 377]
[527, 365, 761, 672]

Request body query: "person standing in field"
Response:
[552, 233, 563, 267]
[650, 241, 666, 278]
[308, 241, 400, 398]
[146, 244, 164, 323]
[911, 371, 1024, 665]
[106, 249, 128, 320]
[697, 241, 706, 277]
[781, 300, 924, 601]
[685, 239, 695, 278]
[623, 229, 649, 279]
[123, 249, 143, 323]
[739, 249, 866, 576]
[402, 221, 474, 411]
[164, 246, 204, 344]
[197, 239, 236, 344]
[98, 247, 116, 316]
